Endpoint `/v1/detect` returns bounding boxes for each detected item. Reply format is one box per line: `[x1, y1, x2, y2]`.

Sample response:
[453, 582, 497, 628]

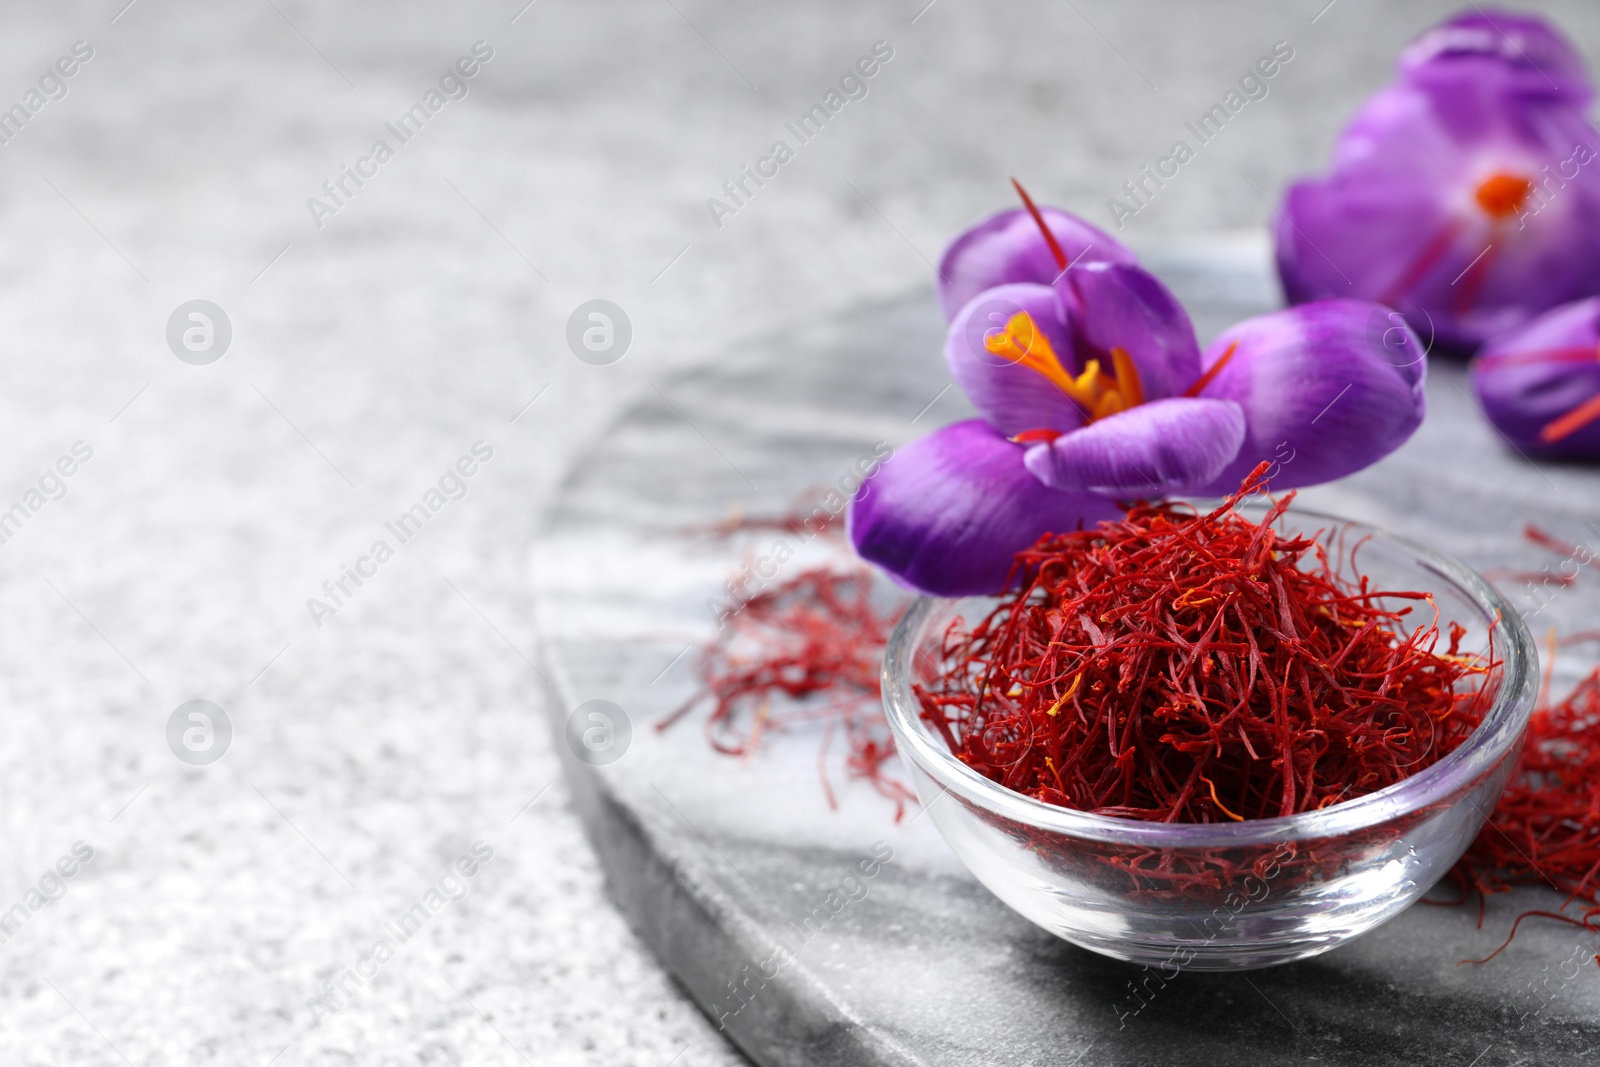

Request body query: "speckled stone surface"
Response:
[534, 248, 1600, 1067]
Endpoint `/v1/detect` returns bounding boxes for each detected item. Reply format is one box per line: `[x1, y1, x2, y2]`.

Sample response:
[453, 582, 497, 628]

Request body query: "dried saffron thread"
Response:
[690, 491, 850, 542]
[1524, 523, 1584, 559]
[1447, 665, 1600, 965]
[660, 564, 917, 820]
[1483, 523, 1589, 587]
[913, 464, 1492, 823]
[1483, 567, 1579, 587]
[1459, 909, 1600, 966]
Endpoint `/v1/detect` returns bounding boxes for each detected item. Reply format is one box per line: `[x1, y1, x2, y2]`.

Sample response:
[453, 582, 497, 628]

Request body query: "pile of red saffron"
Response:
[915, 471, 1493, 823]
[1445, 666, 1600, 961]
[1442, 521, 1600, 962]
[660, 566, 916, 818]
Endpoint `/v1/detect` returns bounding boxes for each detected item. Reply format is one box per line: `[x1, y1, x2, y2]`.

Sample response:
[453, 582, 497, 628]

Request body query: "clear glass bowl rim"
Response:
[882, 501, 1538, 849]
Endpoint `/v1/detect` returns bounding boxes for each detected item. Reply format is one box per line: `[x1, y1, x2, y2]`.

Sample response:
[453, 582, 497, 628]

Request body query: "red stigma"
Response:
[1011, 177, 1069, 271]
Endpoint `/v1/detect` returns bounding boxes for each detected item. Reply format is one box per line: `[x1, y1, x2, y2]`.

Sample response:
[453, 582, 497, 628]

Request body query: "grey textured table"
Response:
[3, 2, 1600, 1065]
[534, 248, 1600, 1067]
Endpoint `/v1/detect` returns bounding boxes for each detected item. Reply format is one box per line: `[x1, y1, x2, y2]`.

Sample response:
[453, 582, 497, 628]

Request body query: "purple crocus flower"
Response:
[851, 203, 1429, 597]
[1276, 10, 1600, 354]
[1471, 295, 1600, 457]
[1397, 10, 1592, 102]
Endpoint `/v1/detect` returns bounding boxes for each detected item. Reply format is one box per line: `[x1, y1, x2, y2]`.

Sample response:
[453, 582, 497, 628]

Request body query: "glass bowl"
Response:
[882, 503, 1537, 971]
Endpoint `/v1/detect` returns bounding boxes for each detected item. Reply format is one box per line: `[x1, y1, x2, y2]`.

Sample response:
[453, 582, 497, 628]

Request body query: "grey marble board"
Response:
[530, 241, 1600, 1067]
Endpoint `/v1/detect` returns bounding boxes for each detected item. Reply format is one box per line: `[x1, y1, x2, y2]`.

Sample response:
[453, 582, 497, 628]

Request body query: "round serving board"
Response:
[531, 241, 1600, 1067]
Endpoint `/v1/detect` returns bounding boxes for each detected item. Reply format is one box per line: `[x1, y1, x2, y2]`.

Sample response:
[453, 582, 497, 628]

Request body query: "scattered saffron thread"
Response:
[1446, 666, 1600, 966]
[660, 562, 917, 820]
[1524, 524, 1584, 559]
[1483, 523, 1587, 587]
[1482, 567, 1579, 588]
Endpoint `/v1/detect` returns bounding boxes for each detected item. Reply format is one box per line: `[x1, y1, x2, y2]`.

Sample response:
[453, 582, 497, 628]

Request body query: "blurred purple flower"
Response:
[1398, 10, 1592, 102]
[1472, 295, 1600, 457]
[1276, 9, 1600, 353]
[851, 201, 1428, 597]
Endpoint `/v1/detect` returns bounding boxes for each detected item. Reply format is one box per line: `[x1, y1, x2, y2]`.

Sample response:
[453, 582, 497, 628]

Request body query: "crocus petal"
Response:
[1472, 296, 1600, 457]
[1192, 300, 1427, 495]
[1022, 397, 1245, 497]
[1398, 10, 1592, 104]
[1277, 57, 1600, 353]
[937, 206, 1136, 322]
[1057, 262, 1202, 400]
[945, 283, 1084, 437]
[849, 420, 1121, 597]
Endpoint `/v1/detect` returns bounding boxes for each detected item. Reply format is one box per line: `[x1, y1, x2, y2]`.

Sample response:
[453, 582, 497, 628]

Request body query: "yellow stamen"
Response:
[1045, 674, 1082, 716]
[1045, 755, 1068, 794]
[1110, 347, 1144, 407]
[1093, 390, 1127, 421]
[1202, 775, 1245, 821]
[1172, 588, 1217, 609]
[984, 311, 1148, 423]
[984, 312, 1085, 395]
